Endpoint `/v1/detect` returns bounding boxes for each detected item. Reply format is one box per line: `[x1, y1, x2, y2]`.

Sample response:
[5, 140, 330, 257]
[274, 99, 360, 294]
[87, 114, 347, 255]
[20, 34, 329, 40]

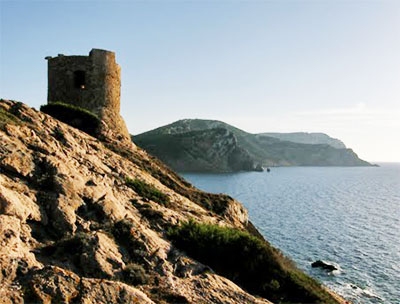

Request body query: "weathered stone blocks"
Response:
[47, 49, 131, 142]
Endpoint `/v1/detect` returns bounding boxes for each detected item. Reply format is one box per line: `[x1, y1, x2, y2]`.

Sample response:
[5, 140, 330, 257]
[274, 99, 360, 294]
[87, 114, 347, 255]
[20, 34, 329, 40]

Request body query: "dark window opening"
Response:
[74, 70, 86, 89]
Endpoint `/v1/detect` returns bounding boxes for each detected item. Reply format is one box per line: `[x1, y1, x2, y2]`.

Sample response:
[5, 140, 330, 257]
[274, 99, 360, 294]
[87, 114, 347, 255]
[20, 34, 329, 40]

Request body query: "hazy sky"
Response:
[1, 0, 399, 162]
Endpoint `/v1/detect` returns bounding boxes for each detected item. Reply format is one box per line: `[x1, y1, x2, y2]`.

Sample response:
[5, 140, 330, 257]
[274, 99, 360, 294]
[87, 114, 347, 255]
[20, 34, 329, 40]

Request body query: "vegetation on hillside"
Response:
[0, 99, 25, 129]
[0, 108, 19, 128]
[168, 220, 339, 304]
[134, 118, 371, 168]
[125, 177, 170, 207]
[134, 127, 255, 172]
[0, 99, 347, 303]
[107, 142, 234, 215]
[40, 102, 100, 137]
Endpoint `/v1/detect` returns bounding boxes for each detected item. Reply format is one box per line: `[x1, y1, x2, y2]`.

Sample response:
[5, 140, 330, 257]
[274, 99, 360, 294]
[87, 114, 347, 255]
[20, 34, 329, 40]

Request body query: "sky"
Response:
[1, 0, 399, 162]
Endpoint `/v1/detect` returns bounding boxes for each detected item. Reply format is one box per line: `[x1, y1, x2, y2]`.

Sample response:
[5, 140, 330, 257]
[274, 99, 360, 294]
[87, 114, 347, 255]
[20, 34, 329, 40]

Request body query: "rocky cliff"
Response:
[134, 119, 371, 172]
[0, 100, 347, 303]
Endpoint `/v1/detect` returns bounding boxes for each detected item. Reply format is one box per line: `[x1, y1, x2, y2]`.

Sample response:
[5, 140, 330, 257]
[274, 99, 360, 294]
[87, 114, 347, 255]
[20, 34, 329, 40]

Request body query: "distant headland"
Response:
[133, 119, 372, 173]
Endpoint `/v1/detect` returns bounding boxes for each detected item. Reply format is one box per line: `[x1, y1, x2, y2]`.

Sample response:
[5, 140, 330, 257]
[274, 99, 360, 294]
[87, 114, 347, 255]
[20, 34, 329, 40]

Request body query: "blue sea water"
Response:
[182, 163, 400, 304]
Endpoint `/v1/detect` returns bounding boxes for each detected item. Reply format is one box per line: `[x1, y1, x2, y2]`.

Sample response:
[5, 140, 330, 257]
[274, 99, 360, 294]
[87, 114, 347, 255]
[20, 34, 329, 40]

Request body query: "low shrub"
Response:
[105, 142, 232, 215]
[77, 197, 107, 224]
[112, 219, 147, 263]
[149, 287, 190, 304]
[39, 232, 93, 274]
[46, 232, 92, 255]
[168, 220, 338, 304]
[40, 102, 101, 137]
[125, 177, 170, 207]
[52, 126, 66, 143]
[122, 263, 149, 285]
[34, 159, 59, 192]
[138, 206, 164, 221]
[0, 104, 21, 129]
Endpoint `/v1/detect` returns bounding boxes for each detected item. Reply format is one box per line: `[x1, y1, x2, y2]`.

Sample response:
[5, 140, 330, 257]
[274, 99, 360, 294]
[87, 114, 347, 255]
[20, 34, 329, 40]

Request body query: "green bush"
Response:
[40, 232, 93, 274]
[138, 206, 164, 221]
[0, 105, 21, 129]
[113, 220, 144, 251]
[168, 220, 338, 304]
[126, 177, 170, 207]
[52, 232, 92, 256]
[148, 287, 190, 304]
[112, 219, 147, 263]
[122, 263, 149, 285]
[52, 126, 66, 143]
[40, 102, 100, 137]
[105, 141, 232, 215]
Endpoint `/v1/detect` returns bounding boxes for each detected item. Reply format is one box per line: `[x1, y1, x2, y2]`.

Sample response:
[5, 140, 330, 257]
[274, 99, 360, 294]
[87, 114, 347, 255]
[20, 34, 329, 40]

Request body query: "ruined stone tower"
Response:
[47, 48, 130, 142]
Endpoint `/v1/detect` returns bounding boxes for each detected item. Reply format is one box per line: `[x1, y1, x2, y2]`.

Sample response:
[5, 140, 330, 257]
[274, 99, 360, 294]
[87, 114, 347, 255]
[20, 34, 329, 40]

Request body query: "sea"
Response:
[181, 163, 400, 304]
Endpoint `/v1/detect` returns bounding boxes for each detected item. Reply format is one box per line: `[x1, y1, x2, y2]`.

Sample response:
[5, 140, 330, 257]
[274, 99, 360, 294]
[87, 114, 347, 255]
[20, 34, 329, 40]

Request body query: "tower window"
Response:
[74, 70, 86, 89]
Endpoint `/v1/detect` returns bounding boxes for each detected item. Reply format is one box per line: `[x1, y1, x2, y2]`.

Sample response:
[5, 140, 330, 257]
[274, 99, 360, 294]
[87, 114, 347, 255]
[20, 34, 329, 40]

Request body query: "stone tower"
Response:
[47, 48, 130, 141]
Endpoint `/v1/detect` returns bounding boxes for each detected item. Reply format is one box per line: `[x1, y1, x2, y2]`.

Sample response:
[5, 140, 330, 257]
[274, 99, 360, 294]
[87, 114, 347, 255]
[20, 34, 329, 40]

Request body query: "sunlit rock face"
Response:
[0, 99, 275, 304]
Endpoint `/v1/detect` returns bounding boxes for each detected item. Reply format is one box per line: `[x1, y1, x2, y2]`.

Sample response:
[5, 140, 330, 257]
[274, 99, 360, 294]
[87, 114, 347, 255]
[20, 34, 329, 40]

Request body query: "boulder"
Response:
[311, 260, 338, 271]
[21, 266, 154, 304]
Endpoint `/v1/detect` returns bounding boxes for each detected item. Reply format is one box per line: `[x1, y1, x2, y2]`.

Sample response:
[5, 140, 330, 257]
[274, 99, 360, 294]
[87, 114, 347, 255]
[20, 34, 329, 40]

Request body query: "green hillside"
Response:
[133, 119, 371, 172]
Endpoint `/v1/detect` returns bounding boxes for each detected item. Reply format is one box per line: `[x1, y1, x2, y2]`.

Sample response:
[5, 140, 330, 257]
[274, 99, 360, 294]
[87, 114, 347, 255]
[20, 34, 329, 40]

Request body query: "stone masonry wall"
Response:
[47, 49, 131, 142]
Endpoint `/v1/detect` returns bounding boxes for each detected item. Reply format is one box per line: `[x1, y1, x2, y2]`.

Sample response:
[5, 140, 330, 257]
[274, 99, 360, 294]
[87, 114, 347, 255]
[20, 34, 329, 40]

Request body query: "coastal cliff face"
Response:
[258, 132, 346, 149]
[134, 119, 371, 172]
[0, 100, 345, 303]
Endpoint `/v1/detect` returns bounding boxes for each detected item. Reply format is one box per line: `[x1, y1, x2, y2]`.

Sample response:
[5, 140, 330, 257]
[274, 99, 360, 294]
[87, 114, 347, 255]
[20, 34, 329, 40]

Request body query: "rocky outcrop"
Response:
[312, 260, 338, 272]
[0, 99, 348, 303]
[20, 265, 154, 304]
[0, 100, 272, 303]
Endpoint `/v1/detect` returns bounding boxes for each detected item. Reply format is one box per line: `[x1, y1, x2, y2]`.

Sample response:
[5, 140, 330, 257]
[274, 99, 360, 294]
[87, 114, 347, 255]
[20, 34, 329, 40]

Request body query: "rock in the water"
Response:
[311, 260, 338, 271]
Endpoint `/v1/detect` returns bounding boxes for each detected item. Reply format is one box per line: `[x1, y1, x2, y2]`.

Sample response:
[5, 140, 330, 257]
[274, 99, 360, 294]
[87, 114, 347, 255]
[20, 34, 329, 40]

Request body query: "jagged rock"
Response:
[0, 215, 41, 294]
[0, 178, 41, 222]
[24, 266, 81, 303]
[0, 100, 347, 304]
[222, 199, 248, 227]
[79, 277, 154, 304]
[311, 260, 338, 272]
[22, 266, 154, 304]
[81, 232, 125, 278]
[0, 150, 34, 178]
[186, 273, 273, 304]
[44, 194, 80, 237]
